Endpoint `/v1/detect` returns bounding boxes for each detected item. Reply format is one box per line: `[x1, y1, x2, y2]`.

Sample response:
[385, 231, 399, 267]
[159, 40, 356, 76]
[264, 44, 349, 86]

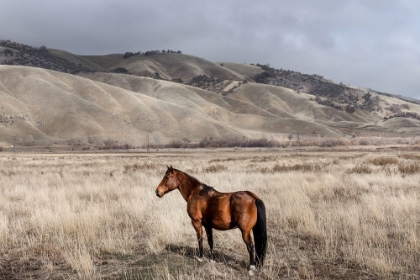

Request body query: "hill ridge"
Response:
[1, 40, 420, 147]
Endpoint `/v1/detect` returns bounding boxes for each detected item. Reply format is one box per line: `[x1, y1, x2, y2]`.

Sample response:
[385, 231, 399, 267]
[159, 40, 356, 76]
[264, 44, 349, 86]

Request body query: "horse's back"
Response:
[230, 191, 260, 205]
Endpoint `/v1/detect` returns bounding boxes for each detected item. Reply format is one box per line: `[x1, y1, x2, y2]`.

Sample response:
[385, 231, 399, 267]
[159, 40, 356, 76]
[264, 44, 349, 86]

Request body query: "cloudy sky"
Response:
[1, 0, 419, 99]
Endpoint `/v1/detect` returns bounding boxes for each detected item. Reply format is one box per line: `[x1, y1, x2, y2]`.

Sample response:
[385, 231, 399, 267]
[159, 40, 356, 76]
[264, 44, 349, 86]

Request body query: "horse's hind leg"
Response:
[241, 229, 256, 275]
[204, 226, 215, 262]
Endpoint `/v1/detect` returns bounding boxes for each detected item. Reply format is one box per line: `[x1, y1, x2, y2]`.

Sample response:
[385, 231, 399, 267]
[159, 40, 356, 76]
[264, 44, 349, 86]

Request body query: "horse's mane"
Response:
[172, 168, 214, 191]
[173, 168, 201, 184]
[202, 183, 214, 192]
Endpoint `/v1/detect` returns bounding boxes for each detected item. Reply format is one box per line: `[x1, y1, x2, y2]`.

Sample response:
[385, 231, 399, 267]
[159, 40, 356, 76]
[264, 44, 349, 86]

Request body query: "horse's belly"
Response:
[207, 216, 236, 230]
[202, 195, 236, 230]
[212, 223, 237, 231]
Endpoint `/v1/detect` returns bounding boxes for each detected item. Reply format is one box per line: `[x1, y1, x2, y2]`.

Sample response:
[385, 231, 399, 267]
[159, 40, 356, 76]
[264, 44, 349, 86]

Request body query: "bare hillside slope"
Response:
[2, 40, 420, 147]
[81, 72, 345, 137]
[0, 66, 246, 146]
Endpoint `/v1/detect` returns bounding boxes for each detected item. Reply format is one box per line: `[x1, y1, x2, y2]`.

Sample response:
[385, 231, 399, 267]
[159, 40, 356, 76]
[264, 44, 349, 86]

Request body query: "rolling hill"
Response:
[1, 39, 420, 148]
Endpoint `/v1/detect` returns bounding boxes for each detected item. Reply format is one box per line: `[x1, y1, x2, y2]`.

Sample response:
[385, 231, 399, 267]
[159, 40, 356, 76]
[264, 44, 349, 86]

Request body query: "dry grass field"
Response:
[0, 148, 419, 279]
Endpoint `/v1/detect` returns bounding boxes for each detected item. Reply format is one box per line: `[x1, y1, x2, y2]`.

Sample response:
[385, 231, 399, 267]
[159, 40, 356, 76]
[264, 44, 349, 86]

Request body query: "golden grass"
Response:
[0, 149, 419, 279]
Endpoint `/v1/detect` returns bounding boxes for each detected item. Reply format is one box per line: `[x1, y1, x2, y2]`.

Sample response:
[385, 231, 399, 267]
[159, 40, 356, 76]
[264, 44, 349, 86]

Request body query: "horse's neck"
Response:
[176, 171, 202, 201]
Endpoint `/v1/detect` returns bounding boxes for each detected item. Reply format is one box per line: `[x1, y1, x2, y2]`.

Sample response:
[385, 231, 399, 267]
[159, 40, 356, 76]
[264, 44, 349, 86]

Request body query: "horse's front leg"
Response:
[191, 219, 204, 261]
[204, 226, 215, 262]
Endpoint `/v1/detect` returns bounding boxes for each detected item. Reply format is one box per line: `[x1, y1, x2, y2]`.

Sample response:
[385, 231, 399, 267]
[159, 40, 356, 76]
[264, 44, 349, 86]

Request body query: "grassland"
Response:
[0, 148, 419, 279]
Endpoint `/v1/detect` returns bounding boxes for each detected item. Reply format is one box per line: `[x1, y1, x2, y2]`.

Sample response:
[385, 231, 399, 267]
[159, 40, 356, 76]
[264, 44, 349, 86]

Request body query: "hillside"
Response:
[1, 40, 420, 148]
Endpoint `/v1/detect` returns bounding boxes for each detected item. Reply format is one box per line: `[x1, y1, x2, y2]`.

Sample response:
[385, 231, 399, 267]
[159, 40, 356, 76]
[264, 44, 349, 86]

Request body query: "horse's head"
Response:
[155, 165, 179, 198]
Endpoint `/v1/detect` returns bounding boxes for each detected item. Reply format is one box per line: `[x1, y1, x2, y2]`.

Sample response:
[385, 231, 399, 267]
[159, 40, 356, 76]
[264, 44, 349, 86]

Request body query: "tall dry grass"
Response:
[0, 149, 419, 279]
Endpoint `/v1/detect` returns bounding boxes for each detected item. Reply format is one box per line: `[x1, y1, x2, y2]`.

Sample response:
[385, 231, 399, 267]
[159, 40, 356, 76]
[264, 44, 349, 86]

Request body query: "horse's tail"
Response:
[253, 198, 267, 268]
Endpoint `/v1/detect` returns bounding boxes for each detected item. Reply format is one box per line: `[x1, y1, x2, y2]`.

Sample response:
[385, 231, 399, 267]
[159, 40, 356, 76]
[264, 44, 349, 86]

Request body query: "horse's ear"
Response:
[167, 165, 174, 172]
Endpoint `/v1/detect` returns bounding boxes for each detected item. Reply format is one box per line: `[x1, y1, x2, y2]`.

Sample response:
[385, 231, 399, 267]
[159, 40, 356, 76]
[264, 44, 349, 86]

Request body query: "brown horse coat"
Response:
[155, 166, 267, 273]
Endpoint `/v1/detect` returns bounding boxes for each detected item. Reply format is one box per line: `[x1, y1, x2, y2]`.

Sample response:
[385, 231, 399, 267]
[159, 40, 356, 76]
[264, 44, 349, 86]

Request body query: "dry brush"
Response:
[0, 150, 419, 279]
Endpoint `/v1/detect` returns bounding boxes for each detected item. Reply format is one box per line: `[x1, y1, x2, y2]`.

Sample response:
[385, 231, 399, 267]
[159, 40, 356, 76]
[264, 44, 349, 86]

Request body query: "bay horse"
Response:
[155, 166, 267, 275]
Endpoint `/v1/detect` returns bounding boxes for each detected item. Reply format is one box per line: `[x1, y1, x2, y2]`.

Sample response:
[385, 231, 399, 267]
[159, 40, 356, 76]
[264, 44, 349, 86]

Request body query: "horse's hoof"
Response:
[248, 269, 255, 276]
[195, 256, 203, 262]
[250, 265, 256, 271]
[210, 259, 215, 263]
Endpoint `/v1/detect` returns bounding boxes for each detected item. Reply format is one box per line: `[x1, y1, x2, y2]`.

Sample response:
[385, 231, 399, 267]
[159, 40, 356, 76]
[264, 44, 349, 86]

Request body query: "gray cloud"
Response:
[1, 0, 419, 98]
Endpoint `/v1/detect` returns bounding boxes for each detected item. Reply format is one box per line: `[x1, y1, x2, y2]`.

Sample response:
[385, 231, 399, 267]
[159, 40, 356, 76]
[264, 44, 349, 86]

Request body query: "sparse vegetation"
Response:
[123, 49, 182, 59]
[188, 75, 223, 92]
[252, 63, 407, 114]
[367, 156, 398, 166]
[124, 162, 157, 173]
[0, 149, 419, 279]
[398, 161, 420, 175]
[317, 137, 348, 147]
[0, 40, 93, 73]
[202, 164, 228, 173]
[347, 163, 373, 174]
[100, 139, 134, 150]
[3, 133, 420, 153]
[165, 139, 186, 149]
[384, 110, 420, 121]
[253, 63, 354, 100]
[112, 67, 130, 74]
[272, 163, 321, 172]
[197, 137, 280, 148]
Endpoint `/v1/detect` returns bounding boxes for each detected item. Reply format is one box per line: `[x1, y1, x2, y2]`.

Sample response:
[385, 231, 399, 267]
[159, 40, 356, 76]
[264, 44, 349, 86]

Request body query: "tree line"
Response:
[123, 49, 182, 59]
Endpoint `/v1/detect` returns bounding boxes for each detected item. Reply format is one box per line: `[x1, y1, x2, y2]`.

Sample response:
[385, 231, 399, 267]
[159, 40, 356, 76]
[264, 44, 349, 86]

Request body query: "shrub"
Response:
[318, 138, 348, 147]
[386, 104, 402, 113]
[112, 67, 130, 74]
[123, 52, 135, 59]
[346, 104, 355, 113]
[198, 137, 281, 148]
[347, 163, 372, 174]
[166, 140, 185, 149]
[68, 138, 83, 146]
[272, 163, 321, 172]
[398, 162, 420, 175]
[398, 154, 420, 160]
[367, 157, 398, 166]
[124, 162, 157, 173]
[202, 164, 227, 173]
[358, 138, 370, 146]
[101, 139, 133, 150]
[171, 78, 184, 83]
[4, 48, 13, 56]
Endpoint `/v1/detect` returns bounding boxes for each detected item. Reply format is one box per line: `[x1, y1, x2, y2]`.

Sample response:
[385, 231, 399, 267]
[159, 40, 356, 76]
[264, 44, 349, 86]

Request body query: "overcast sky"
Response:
[1, 0, 419, 99]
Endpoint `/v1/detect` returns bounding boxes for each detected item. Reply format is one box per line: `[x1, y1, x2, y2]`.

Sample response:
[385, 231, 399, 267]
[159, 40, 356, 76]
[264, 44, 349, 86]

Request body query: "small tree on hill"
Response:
[4, 49, 13, 56]
[362, 92, 374, 111]
[123, 52, 135, 59]
[346, 104, 355, 113]
[39, 45, 48, 54]
[112, 67, 130, 74]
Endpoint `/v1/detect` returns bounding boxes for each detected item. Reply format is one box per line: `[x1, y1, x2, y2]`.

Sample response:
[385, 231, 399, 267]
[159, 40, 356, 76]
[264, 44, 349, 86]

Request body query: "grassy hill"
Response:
[1, 40, 420, 148]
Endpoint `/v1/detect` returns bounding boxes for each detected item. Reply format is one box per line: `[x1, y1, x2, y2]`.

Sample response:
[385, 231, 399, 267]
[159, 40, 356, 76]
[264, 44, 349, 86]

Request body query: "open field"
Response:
[0, 148, 419, 279]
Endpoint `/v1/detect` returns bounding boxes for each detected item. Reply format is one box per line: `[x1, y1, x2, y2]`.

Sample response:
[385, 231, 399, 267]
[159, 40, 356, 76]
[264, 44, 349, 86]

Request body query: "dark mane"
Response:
[202, 183, 214, 192]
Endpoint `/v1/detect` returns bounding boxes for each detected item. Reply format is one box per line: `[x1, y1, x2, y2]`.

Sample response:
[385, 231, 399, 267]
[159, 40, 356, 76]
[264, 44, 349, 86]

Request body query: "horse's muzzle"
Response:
[155, 189, 162, 198]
